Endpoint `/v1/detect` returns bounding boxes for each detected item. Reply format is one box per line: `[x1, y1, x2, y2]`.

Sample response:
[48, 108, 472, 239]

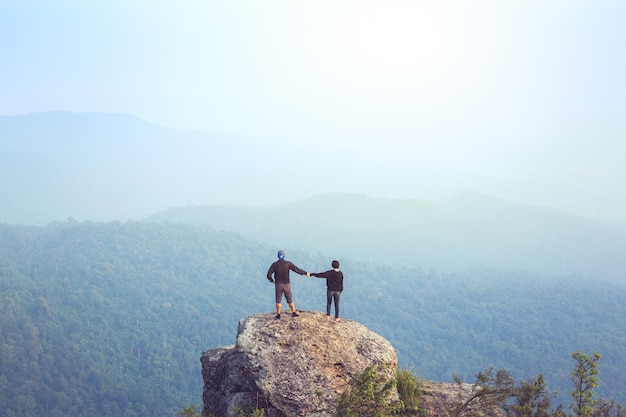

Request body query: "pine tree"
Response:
[569, 351, 601, 417]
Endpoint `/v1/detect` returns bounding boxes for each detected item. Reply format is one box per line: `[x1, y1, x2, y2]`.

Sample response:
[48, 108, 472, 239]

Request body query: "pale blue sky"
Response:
[2, 1, 625, 223]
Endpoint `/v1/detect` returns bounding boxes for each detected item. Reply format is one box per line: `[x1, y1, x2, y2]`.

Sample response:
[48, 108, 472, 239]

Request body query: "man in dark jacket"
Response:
[311, 260, 344, 321]
[266, 250, 309, 319]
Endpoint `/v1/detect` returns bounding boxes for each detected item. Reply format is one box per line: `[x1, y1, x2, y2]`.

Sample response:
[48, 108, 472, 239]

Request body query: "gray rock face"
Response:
[201, 311, 398, 417]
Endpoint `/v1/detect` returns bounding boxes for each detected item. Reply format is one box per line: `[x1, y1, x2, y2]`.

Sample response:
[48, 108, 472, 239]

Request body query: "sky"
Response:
[2, 1, 626, 224]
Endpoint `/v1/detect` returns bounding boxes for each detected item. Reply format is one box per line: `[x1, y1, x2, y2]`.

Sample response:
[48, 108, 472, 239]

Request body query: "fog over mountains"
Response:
[148, 192, 626, 286]
[2, 4, 625, 414]
[2, 111, 625, 286]
[1, 112, 281, 223]
[5, 111, 471, 224]
[2, 111, 626, 415]
[3, 111, 625, 226]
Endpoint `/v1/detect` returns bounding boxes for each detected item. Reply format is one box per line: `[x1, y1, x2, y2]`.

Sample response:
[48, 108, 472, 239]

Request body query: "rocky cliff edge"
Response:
[201, 311, 398, 417]
[201, 311, 465, 417]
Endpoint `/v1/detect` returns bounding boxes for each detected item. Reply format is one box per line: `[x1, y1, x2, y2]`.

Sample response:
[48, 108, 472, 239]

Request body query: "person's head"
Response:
[332, 260, 339, 269]
[277, 250, 285, 260]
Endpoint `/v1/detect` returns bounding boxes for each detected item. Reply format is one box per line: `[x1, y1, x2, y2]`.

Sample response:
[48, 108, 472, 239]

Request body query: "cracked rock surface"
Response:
[201, 311, 397, 417]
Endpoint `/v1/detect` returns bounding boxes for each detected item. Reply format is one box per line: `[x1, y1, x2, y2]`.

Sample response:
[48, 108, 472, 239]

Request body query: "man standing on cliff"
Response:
[266, 250, 309, 319]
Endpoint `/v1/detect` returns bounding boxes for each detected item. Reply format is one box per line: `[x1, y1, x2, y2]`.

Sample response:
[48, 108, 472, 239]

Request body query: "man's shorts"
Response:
[275, 282, 293, 304]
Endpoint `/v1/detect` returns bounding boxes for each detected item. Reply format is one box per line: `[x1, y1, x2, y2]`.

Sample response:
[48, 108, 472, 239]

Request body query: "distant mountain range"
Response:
[147, 192, 626, 286]
[0, 111, 281, 223]
[4, 112, 626, 416]
[1, 111, 382, 223]
[3, 111, 625, 286]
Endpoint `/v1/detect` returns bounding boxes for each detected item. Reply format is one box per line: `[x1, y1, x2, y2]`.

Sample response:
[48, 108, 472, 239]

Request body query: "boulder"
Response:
[201, 311, 397, 417]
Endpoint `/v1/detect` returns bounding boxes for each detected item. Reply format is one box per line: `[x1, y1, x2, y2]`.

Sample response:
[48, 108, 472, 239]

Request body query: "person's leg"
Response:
[326, 290, 332, 317]
[284, 284, 298, 316]
[275, 284, 283, 318]
[333, 291, 342, 320]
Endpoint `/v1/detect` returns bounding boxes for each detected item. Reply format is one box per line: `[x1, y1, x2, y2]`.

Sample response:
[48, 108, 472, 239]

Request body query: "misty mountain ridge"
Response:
[4, 111, 623, 226]
[148, 191, 626, 286]
[2, 111, 398, 223]
[1, 111, 280, 223]
[3, 111, 625, 284]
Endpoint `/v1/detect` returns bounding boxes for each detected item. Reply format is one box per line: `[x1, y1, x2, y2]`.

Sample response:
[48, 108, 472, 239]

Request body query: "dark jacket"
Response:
[267, 259, 307, 284]
[312, 269, 343, 291]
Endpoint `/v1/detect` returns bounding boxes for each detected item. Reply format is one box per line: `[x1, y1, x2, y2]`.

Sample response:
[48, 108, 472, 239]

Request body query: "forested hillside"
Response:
[147, 192, 626, 285]
[1, 221, 625, 417]
[0, 221, 280, 417]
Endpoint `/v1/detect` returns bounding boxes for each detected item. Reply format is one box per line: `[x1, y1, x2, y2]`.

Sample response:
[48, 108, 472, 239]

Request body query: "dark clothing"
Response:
[267, 259, 307, 284]
[311, 269, 343, 291]
[327, 290, 342, 318]
[313, 269, 344, 318]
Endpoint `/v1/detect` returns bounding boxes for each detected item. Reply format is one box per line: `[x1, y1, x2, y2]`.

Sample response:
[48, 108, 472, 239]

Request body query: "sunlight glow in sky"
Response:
[2, 0, 625, 223]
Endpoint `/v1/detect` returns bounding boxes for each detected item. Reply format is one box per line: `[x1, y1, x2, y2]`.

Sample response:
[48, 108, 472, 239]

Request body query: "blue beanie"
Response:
[277, 250, 285, 259]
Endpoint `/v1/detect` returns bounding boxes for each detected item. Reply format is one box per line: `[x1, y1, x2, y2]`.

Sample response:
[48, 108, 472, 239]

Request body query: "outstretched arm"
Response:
[289, 262, 309, 277]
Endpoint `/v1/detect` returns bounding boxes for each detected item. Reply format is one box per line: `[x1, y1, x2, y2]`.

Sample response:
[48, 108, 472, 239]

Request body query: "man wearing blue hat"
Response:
[266, 250, 310, 319]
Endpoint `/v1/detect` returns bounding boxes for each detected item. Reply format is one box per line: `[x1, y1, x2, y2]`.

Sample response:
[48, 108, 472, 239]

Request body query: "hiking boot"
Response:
[291, 311, 299, 317]
[275, 314, 281, 320]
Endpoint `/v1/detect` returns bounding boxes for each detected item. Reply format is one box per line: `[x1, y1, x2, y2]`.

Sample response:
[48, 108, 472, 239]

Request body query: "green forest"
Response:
[1, 220, 625, 417]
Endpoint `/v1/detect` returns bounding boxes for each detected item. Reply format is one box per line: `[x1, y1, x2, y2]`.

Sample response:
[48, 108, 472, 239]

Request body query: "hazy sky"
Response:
[2, 1, 625, 223]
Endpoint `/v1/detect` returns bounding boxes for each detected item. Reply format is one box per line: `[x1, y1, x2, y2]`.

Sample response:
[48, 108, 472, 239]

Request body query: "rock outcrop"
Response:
[201, 311, 397, 417]
[201, 311, 477, 417]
